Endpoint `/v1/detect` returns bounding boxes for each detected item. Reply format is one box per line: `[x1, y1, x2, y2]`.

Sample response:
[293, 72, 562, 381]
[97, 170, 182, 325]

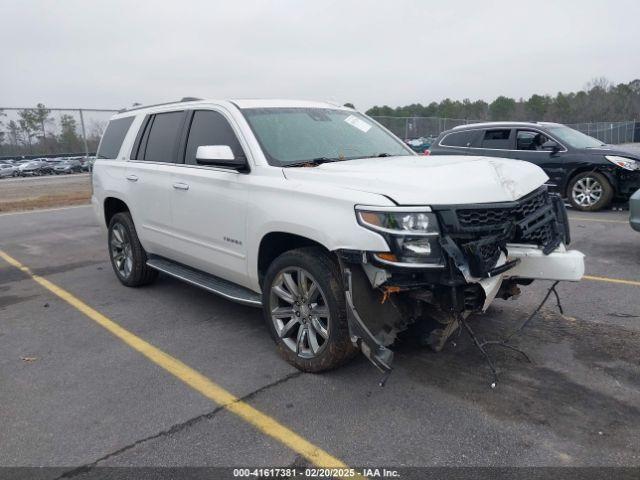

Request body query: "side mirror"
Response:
[195, 145, 246, 169]
[542, 140, 560, 152]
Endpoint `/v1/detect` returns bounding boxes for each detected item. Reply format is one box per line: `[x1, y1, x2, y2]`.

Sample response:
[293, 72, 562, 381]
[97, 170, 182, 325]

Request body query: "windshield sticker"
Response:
[344, 115, 372, 133]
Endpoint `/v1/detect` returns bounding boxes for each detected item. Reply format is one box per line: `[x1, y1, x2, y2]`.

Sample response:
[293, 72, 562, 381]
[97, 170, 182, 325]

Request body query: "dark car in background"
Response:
[53, 158, 83, 174]
[405, 136, 436, 154]
[429, 122, 640, 211]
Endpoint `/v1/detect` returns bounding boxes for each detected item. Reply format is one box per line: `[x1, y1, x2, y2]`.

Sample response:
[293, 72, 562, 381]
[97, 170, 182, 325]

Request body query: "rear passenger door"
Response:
[169, 108, 250, 287]
[126, 110, 187, 257]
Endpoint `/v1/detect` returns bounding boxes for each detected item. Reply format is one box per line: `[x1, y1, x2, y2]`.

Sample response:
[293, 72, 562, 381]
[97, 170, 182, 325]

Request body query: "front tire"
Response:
[567, 171, 613, 211]
[262, 247, 356, 372]
[108, 212, 158, 287]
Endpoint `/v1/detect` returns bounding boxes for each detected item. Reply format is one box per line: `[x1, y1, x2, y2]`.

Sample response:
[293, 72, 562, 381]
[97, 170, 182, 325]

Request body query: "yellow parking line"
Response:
[568, 216, 628, 224]
[0, 250, 359, 476]
[584, 274, 640, 287]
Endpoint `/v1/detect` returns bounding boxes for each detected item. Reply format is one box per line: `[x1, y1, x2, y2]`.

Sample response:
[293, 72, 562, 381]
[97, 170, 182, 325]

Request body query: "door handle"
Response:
[126, 174, 138, 182]
[173, 182, 189, 191]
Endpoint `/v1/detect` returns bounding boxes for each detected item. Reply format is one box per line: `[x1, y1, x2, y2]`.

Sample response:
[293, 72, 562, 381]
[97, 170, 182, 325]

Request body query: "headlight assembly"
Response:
[356, 206, 444, 267]
[605, 155, 639, 171]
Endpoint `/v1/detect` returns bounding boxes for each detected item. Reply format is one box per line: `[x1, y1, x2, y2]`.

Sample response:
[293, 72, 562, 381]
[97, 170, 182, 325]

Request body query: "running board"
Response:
[146, 256, 262, 307]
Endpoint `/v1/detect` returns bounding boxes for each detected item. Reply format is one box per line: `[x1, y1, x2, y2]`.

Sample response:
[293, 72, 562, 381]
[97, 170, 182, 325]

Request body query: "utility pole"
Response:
[78, 109, 89, 157]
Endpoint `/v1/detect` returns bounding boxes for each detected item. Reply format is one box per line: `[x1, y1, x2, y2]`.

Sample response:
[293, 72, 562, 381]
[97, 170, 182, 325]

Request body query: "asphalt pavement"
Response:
[0, 205, 638, 475]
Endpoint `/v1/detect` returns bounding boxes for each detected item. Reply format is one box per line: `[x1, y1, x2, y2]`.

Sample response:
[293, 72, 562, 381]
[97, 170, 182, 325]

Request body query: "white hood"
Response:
[283, 155, 549, 205]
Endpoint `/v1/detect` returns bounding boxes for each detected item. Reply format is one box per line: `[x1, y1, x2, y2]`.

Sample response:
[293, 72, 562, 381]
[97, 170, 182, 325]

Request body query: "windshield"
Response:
[546, 126, 605, 149]
[242, 108, 413, 166]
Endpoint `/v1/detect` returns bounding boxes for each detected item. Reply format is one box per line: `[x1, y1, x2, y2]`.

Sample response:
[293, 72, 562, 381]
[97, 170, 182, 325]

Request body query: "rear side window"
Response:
[143, 111, 185, 163]
[481, 129, 512, 149]
[184, 110, 244, 165]
[441, 130, 476, 147]
[97, 116, 134, 159]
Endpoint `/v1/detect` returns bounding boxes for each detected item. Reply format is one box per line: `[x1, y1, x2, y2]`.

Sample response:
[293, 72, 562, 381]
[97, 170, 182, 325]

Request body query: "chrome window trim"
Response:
[438, 126, 568, 153]
[126, 158, 245, 175]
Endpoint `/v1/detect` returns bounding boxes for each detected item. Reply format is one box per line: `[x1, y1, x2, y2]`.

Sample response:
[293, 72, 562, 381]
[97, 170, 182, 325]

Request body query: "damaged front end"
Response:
[339, 186, 581, 372]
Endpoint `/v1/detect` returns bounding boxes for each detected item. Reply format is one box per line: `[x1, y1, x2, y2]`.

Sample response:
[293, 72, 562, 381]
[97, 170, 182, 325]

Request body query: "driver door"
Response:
[168, 108, 250, 288]
[512, 129, 564, 192]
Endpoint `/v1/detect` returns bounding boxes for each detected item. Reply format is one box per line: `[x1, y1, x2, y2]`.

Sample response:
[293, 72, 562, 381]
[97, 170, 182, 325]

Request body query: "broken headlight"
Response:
[356, 207, 444, 267]
[605, 155, 639, 171]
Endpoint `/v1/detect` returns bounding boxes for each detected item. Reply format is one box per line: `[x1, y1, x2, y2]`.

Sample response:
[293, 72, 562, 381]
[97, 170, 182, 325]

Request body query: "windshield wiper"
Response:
[283, 157, 341, 168]
[376, 153, 393, 157]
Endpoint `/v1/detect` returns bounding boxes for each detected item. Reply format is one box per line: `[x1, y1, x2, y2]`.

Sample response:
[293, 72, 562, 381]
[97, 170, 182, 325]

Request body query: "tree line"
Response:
[366, 78, 640, 123]
[3, 77, 639, 156]
[0, 104, 106, 157]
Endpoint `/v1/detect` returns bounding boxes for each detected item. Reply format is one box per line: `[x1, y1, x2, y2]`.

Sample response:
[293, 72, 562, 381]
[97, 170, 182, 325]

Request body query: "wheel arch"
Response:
[257, 232, 332, 288]
[103, 197, 130, 227]
[564, 166, 617, 197]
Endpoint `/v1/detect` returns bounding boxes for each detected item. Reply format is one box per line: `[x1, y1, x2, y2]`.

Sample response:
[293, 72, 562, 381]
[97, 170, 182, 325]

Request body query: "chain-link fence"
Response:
[1, 107, 638, 160]
[371, 116, 639, 145]
[0, 107, 118, 159]
[564, 121, 637, 145]
[370, 116, 475, 141]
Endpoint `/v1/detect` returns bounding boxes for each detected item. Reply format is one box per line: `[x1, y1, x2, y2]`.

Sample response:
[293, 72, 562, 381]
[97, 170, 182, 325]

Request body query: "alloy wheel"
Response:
[269, 267, 330, 358]
[572, 176, 603, 207]
[110, 223, 133, 278]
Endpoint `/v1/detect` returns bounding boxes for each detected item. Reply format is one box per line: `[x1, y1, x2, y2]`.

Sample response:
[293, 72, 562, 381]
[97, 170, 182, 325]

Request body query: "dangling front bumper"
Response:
[336, 187, 585, 372]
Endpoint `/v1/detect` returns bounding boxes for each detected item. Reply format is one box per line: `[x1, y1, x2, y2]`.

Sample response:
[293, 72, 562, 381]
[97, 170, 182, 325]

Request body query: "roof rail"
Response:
[117, 97, 204, 114]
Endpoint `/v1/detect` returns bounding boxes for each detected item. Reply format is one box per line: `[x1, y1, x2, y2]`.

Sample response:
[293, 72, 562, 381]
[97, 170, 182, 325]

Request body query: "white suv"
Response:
[93, 98, 584, 372]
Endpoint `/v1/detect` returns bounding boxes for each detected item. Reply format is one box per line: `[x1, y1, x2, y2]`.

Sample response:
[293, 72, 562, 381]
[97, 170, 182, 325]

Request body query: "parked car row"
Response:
[0, 156, 95, 178]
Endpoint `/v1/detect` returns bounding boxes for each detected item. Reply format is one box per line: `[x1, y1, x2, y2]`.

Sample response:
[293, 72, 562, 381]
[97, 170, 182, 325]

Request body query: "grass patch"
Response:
[0, 192, 91, 213]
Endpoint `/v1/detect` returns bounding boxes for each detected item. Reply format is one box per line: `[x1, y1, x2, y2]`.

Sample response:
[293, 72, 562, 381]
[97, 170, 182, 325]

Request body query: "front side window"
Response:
[184, 110, 244, 165]
[481, 129, 512, 149]
[143, 111, 184, 163]
[97, 116, 134, 159]
[546, 126, 604, 149]
[242, 108, 413, 166]
[516, 130, 550, 150]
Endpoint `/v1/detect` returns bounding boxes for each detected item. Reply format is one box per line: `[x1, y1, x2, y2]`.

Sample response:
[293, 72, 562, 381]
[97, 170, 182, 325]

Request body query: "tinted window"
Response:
[185, 110, 244, 165]
[97, 116, 134, 159]
[143, 111, 184, 163]
[481, 129, 512, 149]
[441, 130, 476, 147]
[516, 130, 549, 150]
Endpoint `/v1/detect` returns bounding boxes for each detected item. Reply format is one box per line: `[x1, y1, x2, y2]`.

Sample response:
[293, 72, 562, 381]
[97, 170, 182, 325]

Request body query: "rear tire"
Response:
[567, 171, 613, 212]
[108, 212, 158, 287]
[262, 247, 356, 372]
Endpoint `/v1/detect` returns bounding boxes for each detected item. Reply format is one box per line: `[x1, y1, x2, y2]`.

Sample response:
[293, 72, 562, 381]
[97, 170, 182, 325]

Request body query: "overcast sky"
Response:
[1, 0, 639, 111]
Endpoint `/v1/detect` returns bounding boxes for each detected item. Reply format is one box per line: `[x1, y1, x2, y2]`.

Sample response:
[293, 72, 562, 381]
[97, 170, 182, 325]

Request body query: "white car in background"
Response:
[92, 98, 585, 373]
[0, 163, 18, 178]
